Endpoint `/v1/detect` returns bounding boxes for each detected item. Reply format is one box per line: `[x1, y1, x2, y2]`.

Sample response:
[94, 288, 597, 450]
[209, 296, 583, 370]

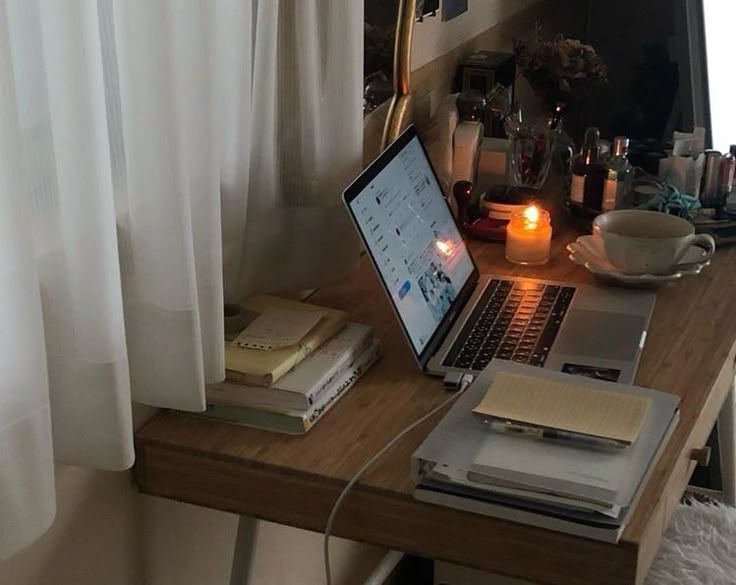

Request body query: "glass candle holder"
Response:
[505, 205, 552, 265]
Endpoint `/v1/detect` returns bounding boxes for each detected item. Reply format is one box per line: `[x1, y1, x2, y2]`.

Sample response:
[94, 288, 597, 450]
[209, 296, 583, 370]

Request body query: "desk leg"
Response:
[718, 382, 736, 505]
[363, 550, 404, 585]
[229, 516, 258, 585]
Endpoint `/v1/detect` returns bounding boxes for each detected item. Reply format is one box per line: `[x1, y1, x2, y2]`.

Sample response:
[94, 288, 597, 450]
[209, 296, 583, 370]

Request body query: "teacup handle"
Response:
[677, 233, 716, 270]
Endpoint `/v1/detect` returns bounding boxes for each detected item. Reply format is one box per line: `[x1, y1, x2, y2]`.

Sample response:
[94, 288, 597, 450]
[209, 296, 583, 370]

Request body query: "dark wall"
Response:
[365, 0, 398, 79]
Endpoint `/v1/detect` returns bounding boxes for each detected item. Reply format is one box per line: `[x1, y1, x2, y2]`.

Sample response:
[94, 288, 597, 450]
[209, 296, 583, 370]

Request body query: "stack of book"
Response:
[200, 295, 379, 434]
[412, 361, 680, 543]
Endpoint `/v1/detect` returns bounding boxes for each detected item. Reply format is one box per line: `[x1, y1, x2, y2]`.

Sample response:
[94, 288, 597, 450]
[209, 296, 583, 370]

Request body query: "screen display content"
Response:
[349, 136, 475, 354]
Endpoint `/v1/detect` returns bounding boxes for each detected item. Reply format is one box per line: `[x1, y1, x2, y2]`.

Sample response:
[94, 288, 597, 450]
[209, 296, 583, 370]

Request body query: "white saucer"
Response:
[567, 235, 710, 286]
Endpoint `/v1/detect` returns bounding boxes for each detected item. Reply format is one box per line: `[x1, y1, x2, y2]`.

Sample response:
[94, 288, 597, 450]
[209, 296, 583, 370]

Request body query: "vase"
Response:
[505, 114, 554, 190]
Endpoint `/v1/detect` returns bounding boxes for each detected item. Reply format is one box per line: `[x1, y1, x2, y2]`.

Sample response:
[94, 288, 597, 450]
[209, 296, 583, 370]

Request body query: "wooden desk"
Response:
[135, 230, 736, 585]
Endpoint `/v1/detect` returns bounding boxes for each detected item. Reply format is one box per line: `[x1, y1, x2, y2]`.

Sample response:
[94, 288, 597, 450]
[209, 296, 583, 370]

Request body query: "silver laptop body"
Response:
[343, 126, 654, 386]
[426, 274, 653, 385]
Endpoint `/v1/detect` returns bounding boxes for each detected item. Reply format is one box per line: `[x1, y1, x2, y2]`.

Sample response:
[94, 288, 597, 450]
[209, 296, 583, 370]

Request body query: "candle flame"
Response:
[523, 205, 540, 224]
[436, 240, 453, 256]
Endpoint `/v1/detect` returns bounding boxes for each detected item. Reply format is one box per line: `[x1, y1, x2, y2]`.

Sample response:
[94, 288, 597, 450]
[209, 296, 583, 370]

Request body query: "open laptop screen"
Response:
[344, 127, 476, 360]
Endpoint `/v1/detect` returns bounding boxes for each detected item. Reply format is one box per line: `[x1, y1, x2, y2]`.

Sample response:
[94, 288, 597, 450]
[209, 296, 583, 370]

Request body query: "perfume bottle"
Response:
[603, 136, 633, 211]
[570, 127, 606, 213]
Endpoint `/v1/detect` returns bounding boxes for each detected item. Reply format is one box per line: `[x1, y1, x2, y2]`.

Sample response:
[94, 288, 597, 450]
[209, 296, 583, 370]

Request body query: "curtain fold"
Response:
[35, 0, 135, 470]
[111, 0, 219, 409]
[0, 0, 56, 557]
[220, 0, 363, 300]
[0, 0, 363, 560]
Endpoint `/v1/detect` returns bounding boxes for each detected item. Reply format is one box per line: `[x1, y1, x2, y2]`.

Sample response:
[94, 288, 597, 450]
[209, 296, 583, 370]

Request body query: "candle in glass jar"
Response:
[505, 205, 552, 265]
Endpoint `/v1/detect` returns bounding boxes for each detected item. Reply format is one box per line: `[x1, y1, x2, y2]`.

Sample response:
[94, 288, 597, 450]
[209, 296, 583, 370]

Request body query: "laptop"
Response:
[342, 126, 655, 385]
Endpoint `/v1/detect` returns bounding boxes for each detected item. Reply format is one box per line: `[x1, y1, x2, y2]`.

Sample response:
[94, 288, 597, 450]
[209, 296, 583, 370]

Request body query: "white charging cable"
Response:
[323, 373, 475, 585]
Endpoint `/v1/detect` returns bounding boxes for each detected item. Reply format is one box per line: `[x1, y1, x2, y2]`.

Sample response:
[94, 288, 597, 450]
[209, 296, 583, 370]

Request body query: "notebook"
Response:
[415, 410, 678, 543]
[412, 361, 680, 508]
[202, 340, 379, 434]
[412, 361, 680, 542]
[472, 372, 651, 445]
[209, 323, 373, 411]
[224, 295, 348, 386]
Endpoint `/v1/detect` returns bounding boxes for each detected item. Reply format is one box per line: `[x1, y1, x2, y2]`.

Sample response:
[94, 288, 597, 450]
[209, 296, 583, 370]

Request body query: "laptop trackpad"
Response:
[554, 309, 643, 362]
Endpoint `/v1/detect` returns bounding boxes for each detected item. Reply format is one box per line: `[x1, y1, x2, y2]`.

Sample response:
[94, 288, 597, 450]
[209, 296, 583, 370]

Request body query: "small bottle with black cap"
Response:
[569, 127, 607, 215]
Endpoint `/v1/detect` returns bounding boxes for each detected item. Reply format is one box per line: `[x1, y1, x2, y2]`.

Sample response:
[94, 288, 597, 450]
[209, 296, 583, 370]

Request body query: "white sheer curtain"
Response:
[0, 0, 362, 560]
[219, 0, 362, 300]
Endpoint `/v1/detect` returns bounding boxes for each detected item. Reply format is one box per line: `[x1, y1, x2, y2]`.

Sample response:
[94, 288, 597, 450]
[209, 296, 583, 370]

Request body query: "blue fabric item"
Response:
[635, 177, 701, 220]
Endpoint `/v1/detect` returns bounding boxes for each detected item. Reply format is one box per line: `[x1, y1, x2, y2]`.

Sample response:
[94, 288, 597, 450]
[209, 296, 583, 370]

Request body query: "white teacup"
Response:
[592, 210, 715, 275]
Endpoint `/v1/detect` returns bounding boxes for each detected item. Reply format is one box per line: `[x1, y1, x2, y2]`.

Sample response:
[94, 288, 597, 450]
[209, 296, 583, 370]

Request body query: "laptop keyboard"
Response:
[442, 279, 576, 371]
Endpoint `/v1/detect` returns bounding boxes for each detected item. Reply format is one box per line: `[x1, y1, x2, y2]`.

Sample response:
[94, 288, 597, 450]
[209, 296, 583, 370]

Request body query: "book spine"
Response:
[413, 488, 621, 543]
[302, 346, 380, 431]
[304, 333, 374, 407]
[225, 368, 272, 387]
[199, 404, 307, 434]
[216, 331, 373, 412]
[207, 382, 306, 411]
[203, 343, 379, 434]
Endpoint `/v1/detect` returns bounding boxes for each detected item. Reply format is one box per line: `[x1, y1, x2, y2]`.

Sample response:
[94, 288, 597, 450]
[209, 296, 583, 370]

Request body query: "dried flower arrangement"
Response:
[514, 30, 608, 114]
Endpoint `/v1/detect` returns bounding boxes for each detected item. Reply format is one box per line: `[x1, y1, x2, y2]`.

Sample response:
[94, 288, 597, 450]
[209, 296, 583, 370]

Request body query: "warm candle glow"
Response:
[505, 205, 552, 266]
[523, 205, 540, 225]
[435, 240, 453, 256]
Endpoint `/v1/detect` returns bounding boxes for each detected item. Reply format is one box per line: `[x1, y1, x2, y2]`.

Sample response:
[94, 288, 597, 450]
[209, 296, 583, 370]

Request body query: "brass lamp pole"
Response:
[380, 0, 416, 150]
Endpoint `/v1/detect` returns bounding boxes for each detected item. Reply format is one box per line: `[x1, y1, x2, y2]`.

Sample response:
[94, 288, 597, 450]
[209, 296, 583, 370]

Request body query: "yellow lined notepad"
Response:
[472, 372, 650, 445]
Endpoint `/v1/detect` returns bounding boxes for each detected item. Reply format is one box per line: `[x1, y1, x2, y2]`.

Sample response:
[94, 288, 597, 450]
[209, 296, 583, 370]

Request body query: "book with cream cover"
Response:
[209, 323, 373, 411]
[225, 294, 348, 386]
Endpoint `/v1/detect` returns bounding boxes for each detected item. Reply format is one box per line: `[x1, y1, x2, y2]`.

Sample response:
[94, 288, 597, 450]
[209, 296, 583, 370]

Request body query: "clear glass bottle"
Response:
[603, 136, 633, 211]
[719, 146, 736, 199]
[569, 127, 606, 213]
[726, 145, 736, 215]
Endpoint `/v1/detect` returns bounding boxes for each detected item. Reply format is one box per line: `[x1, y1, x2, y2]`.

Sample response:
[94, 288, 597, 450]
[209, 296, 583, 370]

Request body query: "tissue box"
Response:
[659, 154, 705, 197]
[659, 127, 707, 197]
